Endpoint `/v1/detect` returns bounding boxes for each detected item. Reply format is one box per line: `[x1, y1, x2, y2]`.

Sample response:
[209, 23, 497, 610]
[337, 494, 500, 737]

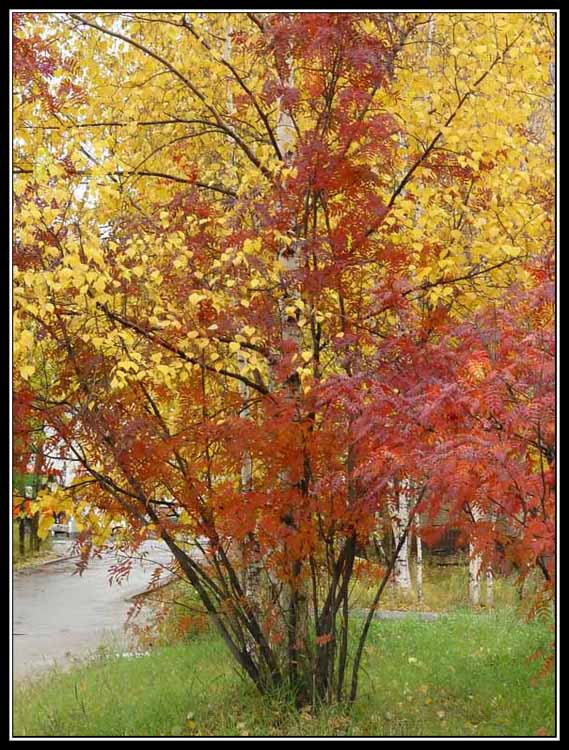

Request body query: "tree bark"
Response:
[468, 504, 483, 606]
[274, 59, 311, 699]
[486, 565, 494, 608]
[468, 504, 496, 607]
[30, 513, 41, 553]
[469, 545, 482, 606]
[389, 479, 413, 594]
[18, 518, 26, 557]
[416, 513, 424, 604]
[30, 447, 44, 553]
[237, 351, 263, 638]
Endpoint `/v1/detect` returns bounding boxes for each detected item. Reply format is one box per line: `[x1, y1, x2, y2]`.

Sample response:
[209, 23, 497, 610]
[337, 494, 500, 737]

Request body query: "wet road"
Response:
[12, 539, 175, 681]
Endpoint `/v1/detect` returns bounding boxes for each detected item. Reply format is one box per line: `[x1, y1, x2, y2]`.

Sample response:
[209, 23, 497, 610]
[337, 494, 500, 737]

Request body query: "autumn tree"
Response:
[13, 12, 555, 706]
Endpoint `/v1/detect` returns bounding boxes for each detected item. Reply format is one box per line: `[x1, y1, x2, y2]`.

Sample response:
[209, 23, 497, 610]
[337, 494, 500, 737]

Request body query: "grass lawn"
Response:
[12, 608, 555, 737]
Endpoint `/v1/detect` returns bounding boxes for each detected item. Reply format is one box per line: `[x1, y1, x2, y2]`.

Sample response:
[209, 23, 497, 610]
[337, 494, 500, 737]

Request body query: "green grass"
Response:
[13, 609, 555, 737]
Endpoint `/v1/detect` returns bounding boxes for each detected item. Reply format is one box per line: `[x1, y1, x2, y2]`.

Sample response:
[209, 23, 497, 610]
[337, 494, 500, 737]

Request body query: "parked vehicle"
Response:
[49, 513, 79, 537]
[49, 522, 69, 537]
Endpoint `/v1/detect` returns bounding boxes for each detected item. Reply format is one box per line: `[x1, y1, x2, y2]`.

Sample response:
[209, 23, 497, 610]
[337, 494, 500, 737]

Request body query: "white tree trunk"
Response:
[416, 513, 423, 604]
[389, 480, 413, 594]
[469, 544, 482, 606]
[485, 566, 494, 608]
[468, 504, 483, 606]
[272, 61, 310, 657]
[468, 504, 497, 607]
[238, 352, 261, 608]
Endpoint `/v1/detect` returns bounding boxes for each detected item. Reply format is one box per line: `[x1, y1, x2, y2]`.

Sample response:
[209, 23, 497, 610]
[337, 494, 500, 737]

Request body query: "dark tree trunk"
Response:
[30, 448, 44, 553]
[18, 518, 26, 557]
[30, 512, 41, 552]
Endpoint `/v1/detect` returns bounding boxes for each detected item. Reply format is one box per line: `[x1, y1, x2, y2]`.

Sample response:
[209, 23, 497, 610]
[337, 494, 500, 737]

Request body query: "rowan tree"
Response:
[12, 12, 555, 705]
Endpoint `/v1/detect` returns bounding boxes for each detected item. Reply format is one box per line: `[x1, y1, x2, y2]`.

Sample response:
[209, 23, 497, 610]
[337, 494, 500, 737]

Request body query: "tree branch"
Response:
[96, 303, 270, 396]
[69, 13, 273, 181]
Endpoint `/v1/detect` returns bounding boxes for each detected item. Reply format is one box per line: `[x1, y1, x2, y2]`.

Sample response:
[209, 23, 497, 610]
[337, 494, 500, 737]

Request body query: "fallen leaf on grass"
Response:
[328, 715, 351, 731]
[535, 727, 551, 737]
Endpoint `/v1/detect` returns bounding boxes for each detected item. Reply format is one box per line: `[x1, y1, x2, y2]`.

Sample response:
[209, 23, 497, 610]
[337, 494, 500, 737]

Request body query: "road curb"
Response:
[13, 553, 77, 574]
[125, 574, 178, 602]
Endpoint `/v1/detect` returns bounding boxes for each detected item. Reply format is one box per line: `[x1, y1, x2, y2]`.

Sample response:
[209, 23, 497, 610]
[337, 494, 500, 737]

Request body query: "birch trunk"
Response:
[274, 62, 311, 692]
[238, 352, 262, 619]
[469, 545, 482, 606]
[219, 20, 265, 639]
[468, 504, 483, 606]
[468, 504, 496, 607]
[485, 566, 494, 608]
[389, 480, 413, 594]
[416, 513, 424, 604]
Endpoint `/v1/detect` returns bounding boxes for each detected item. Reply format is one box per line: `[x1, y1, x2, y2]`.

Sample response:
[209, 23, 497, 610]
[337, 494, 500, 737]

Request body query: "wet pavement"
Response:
[12, 539, 175, 682]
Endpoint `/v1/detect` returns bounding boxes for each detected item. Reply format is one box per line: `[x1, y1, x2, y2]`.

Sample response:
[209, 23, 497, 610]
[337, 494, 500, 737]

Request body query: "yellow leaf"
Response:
[243, 237, 261, 254]
[19, 329, 34, 351]
[38, 514, 54, 540]
[20, 364, 36, 380]
[93, 276, 106, 294]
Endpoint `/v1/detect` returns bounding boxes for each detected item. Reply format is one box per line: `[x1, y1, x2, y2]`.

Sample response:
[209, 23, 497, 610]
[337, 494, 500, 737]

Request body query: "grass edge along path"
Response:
[12, 608, 555, 738]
